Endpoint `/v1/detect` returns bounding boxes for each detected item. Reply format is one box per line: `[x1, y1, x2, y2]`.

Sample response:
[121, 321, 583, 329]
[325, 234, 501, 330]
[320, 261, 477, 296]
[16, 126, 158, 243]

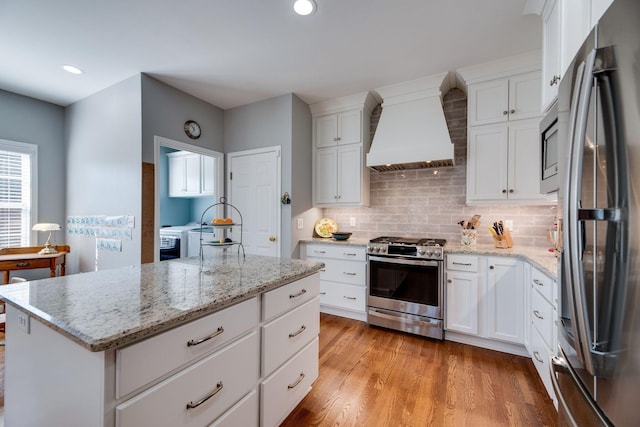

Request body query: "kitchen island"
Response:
[0, 254, 324, 427]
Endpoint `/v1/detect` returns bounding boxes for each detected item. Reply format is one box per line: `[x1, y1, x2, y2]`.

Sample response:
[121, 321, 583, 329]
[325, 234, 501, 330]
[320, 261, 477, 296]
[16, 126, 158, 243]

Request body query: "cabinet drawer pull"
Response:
[289, 289, 307, 299]
[187, 326, 224, 347]
[186, 381, 223, 409]
[452, 261, 472, 266]
[533, 310, 544, 320]
[319, 268, 326, 272]
[319, 292, 327, 295]
[533, 351, 544, 363]
[344, 252, 357, 256]
[314, 250, 326, 254]
[289, 325, 307, 338]
[533, 279, 544, 287]
[16, 262, 30, 267]
[343, 296, 357, 300]
[288, 372, 305, 390]
[343, 272, 356, 276]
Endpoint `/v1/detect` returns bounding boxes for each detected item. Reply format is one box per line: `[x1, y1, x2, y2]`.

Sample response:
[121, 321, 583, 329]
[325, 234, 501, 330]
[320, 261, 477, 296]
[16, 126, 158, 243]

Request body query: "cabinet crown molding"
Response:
[309, 91, 380, 116]
[457, 50, 542, 87]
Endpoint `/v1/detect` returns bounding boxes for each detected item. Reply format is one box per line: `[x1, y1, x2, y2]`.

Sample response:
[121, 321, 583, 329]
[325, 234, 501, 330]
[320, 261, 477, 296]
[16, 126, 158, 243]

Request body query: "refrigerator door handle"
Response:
[550, 355, 579, 427]
[567, 49, 598, 374]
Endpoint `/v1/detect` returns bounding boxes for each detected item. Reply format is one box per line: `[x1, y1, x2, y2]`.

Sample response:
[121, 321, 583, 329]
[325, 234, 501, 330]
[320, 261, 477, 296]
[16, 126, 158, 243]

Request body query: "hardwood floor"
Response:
[0, 318, 557, 427]
[282, 314, 558, 427]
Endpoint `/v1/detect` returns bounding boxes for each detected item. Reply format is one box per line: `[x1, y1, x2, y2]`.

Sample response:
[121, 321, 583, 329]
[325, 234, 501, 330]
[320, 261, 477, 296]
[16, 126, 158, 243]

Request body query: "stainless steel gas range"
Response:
[367, 236, 445, 340]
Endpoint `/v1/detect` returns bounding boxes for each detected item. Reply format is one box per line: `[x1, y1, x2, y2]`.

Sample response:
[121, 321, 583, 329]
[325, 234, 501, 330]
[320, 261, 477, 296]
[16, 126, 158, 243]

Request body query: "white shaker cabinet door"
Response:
[445, 270, 480, 336]
[314, 147, 338, 204]
[486, 257, 524, 345]
[336, 144, 362, 204]
[467, 124, 509, 202]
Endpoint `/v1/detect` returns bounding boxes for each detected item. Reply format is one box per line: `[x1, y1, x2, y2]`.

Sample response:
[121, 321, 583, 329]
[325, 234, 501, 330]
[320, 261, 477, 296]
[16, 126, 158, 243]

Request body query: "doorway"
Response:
[153, 136, 224, 262]
[227, 146, 281, 257]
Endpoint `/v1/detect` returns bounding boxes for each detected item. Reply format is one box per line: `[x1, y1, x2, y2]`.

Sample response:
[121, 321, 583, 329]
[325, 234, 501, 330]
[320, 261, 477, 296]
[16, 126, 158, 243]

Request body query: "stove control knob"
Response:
[426, 250, 433, 257]
[418, 249, 426, 256]
[368, 246, 374, 252]
[380, 247, 387, 253]
[375, 247, 381, 253]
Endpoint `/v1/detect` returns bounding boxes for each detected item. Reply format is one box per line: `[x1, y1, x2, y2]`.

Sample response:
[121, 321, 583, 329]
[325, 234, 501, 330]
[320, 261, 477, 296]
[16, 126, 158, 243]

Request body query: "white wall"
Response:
[65, 75, 142, 272]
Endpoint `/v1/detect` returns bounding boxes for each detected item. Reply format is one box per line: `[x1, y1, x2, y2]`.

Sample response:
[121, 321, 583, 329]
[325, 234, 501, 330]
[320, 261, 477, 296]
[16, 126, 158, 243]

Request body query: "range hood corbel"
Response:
[367, 72, 455, 172]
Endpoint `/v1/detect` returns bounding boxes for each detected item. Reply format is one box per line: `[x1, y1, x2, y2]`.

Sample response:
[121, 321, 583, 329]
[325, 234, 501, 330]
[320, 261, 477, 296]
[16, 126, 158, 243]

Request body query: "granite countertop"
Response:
[300, 238, 558, 279]
[0, 254, 324, 352]
[445, 243, 558, 279]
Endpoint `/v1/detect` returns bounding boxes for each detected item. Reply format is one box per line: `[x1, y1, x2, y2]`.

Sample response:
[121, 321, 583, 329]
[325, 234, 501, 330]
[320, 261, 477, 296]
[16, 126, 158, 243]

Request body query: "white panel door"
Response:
[228, 147, 280, 257]
[445, 271, 480, 335]
[468, 79, 509, 126]
[336, 145, 361, 204]
[314, 147, 338, 205]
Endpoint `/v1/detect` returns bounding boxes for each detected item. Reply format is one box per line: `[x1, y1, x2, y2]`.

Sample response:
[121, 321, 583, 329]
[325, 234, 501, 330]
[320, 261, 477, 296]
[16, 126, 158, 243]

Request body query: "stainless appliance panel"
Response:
[555, 1, 640, 425]
[540, 102, 560, 193]
[368, 307, 443, 340]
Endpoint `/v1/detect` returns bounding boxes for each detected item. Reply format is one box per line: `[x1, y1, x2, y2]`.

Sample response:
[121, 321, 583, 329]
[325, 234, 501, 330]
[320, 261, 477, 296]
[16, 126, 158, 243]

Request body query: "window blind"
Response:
[0, 148, 32, 248]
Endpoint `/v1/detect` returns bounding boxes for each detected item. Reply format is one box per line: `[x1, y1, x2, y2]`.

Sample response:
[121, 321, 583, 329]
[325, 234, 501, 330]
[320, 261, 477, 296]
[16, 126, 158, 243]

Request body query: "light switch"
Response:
[297, 218, 304, 229]
[504, 219, 513, 231]
[350, 217, 357, 227]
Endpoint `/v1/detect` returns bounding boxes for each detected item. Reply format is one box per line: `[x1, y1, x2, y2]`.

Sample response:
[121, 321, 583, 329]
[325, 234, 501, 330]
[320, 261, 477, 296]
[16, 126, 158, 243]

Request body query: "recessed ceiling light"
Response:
[62, 65, 84, 75]
[293, 0, 316, 16]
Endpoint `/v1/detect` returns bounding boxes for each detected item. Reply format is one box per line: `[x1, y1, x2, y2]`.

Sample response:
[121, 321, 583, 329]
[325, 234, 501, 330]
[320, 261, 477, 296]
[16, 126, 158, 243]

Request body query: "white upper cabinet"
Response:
[168, 151, 215, 198]
[537, 0, 615, 112]
[467, 72, 541, 126]
[314, 110, 362, 148]
[310, 91, 378, 207]
[541, 0, 561, 112]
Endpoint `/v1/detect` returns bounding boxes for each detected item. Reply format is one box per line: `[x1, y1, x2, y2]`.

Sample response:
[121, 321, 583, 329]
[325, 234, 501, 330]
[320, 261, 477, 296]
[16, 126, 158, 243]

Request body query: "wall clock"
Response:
[184, 120, 201, 139]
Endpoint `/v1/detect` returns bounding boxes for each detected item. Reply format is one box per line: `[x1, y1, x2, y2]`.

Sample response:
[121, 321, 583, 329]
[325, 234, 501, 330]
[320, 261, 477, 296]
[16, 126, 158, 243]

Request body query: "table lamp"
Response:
[33, 223, 62, 254]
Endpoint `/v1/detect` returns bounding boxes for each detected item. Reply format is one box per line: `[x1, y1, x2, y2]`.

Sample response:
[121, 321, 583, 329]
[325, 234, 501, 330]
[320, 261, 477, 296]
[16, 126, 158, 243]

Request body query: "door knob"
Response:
[269, 236, 276, 242]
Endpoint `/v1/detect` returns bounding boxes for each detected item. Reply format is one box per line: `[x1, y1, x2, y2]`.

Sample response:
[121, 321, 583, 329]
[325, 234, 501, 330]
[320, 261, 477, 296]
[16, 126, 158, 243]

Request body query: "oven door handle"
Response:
[368, 256, 440, 267]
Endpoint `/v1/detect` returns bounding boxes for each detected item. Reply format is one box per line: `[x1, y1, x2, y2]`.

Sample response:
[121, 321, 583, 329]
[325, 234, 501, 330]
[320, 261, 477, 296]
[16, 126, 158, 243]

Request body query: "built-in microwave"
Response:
[540, 102, 559, 193]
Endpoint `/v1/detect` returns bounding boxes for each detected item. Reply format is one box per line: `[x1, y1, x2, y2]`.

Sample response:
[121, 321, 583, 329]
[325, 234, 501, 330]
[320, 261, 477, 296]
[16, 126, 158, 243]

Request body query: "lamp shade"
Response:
[33, 223, 61, 231]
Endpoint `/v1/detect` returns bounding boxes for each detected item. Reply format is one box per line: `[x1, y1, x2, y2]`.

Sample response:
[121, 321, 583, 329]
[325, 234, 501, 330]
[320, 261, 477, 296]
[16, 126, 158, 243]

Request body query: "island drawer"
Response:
[262, 273, 319, 322]
[209, 389, 258, 427]
[308, 257, 366, 286]
[116, 331, 259, 427]
[262, 297, 320, 377]
[305, 244, 366, 261]
[261, 337, 319, 427]
[446, 255, 479, 272]
[319, 281, 366, 312]
[116, 297, 259, 399]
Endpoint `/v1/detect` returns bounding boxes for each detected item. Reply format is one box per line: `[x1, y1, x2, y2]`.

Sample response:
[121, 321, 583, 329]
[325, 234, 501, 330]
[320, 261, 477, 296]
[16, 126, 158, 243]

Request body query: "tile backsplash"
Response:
[323, 89, 558, 249]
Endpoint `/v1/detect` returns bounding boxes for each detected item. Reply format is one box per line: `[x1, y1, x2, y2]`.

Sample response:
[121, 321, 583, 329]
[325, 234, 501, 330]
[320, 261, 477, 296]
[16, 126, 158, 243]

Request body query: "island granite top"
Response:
[0, 254, 324, 352]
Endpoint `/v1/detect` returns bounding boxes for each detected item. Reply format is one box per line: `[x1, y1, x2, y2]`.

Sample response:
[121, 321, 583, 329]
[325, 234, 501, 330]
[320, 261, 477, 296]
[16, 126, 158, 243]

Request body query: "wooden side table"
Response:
[0, 245, 70, 284]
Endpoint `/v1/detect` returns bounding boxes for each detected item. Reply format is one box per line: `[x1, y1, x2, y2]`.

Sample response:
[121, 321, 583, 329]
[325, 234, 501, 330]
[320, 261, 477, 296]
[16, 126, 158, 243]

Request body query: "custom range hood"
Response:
[367, 72, 454, 172]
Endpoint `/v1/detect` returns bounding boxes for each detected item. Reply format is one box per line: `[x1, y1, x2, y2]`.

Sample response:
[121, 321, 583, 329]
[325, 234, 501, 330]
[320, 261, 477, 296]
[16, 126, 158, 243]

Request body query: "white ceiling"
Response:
[0, 0, 541, 110]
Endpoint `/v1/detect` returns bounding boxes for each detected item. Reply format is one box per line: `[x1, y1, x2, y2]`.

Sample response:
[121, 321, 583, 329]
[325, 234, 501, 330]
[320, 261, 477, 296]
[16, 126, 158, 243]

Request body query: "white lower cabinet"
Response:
[527, 264, 558, 403]
[486, 257, 525, 345]
[116, 331, 259, 427]
[260, 276, 320, 427]
[261, 337, 319, 427]
[303, 243, 367, 321]
[445, 254, 528, 356]
[445, 256, 481, 335]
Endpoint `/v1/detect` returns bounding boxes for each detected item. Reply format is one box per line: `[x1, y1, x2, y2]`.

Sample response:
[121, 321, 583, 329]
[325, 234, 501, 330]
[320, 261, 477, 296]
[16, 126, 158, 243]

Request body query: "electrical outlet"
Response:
[18, 312, 30, 334]
[297, 218, 304, 229]
[349, 217, 357, 227]
[504, 219, 514, 231]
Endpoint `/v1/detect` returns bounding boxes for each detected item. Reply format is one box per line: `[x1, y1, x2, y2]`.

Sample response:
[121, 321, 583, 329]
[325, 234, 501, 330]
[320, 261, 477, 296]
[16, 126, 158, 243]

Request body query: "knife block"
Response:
[492, 228, 513, 248]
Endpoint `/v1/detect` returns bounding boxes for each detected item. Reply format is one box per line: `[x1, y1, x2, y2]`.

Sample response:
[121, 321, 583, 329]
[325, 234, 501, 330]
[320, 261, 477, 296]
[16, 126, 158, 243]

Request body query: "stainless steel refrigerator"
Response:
[553, 0, 640, 425]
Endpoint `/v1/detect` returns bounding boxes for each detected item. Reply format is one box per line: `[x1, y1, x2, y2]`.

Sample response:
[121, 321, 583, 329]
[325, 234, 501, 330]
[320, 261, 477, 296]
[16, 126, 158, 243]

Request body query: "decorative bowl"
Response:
[331, 232, 352, 241]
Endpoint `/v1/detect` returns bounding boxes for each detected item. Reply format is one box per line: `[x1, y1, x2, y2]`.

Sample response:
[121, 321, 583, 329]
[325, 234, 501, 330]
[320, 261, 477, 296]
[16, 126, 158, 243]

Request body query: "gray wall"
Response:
[0, 89, 66, 280]
[224, 94, 316, 258]
[65, 75, 143, 273]
[141, 75, 224, 163]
